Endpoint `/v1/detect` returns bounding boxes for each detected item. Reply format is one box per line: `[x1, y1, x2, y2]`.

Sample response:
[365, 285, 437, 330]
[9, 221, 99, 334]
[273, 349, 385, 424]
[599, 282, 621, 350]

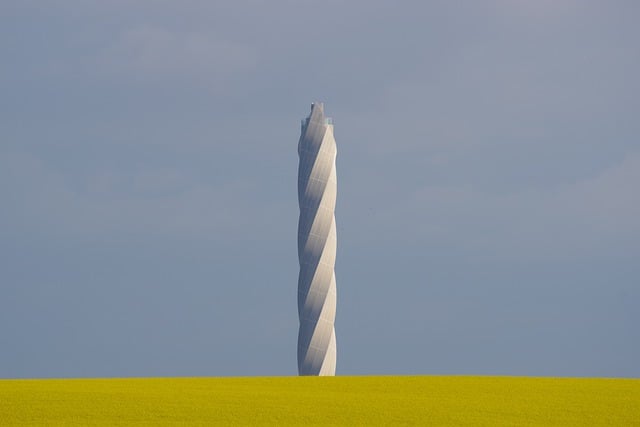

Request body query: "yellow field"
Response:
[1, 375, 639, 426]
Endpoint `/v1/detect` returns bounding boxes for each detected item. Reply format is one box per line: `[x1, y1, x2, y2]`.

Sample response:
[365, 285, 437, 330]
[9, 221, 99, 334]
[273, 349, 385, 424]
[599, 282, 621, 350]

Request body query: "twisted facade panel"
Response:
[297, 102, 337, 376]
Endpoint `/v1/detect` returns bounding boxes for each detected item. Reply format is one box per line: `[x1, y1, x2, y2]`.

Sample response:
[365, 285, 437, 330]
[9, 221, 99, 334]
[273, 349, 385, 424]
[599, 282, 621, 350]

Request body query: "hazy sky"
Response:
[1, 1, 639, 378]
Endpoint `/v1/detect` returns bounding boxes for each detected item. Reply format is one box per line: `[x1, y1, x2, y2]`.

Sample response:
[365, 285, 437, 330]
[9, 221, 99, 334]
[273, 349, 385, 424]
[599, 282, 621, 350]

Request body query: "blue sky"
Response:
[1, 1, 638, 378]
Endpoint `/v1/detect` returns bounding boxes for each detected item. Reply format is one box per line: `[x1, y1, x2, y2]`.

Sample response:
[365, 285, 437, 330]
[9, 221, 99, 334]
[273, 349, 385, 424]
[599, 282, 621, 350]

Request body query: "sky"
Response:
[1, 1, 639, 378]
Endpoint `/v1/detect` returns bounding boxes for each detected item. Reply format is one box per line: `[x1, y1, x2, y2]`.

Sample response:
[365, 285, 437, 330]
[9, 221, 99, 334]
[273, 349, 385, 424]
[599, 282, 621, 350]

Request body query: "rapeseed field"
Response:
[1, 375, 638, 426]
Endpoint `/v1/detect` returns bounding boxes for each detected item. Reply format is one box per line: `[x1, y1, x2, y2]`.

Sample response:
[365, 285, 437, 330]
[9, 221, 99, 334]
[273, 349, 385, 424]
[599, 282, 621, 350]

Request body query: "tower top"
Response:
[306, 102, 332, 126]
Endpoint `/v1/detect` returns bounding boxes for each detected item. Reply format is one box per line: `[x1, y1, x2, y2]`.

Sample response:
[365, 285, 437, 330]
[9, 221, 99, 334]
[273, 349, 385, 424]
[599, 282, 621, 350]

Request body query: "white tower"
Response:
[297, 102, 337, 376]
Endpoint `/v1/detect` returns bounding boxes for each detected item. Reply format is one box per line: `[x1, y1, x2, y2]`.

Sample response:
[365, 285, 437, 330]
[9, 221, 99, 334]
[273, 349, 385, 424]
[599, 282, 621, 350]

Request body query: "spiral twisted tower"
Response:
[297, 102, 337, 376]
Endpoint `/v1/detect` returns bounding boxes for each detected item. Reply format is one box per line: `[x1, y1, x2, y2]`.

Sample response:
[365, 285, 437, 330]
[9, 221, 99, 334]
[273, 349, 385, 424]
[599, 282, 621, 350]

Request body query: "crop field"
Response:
[1, 375, 639, 426]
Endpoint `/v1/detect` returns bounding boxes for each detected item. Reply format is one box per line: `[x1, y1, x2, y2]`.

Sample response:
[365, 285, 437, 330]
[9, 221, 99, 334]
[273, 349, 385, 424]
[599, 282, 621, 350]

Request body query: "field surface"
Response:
[1, 375, 639, 426]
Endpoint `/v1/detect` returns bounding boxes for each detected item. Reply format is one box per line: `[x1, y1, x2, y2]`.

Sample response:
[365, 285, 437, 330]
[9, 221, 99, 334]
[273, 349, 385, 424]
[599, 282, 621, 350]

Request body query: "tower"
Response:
[297, 102, 337, 376]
